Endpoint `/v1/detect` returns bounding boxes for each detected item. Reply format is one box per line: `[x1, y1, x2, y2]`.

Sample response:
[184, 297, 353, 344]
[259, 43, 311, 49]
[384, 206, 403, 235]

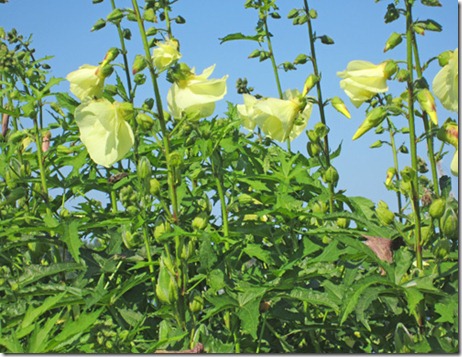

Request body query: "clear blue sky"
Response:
[1, 1, 458, 209]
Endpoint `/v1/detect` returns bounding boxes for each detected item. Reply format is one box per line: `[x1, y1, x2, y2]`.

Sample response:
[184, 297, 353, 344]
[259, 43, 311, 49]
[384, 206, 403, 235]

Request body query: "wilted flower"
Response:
[167, 64, 228, 120]
[416, 88, 438, 125]
[337, 60, 390, 108]
[75, 98, 134, 167]
[66, 64, 105, 100]
[432, 48, 458, 112]
[152, 38, 181, 73]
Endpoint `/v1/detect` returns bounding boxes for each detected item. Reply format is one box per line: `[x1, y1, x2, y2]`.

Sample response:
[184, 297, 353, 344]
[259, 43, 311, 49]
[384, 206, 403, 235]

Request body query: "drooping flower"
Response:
[337, 60, 390, 108]
[432, 48, 458, 112]
[237, 89, 313, 142]
[167, 64, 228, 120]
[236, 94, 259, 130]
[152, 38, 182, 73]
[437, 120, 459, 176]
[66, 64, 105, 100]
[75, 98, 134, 167]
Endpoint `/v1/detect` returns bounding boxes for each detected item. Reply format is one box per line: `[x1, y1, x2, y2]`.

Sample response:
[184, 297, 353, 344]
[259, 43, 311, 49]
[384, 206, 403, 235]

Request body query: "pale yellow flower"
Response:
[253, 89, 312, 142]
[337, 60, 389, 108]
[432, 48, 458, 112]
[236, 94, 259, 130]
[167, 64, 228, 120]
[450, 149, 458, 176]
[66, 64, 105, 100]
[152, 39, 182, 73]
[75, 98, 134, 167]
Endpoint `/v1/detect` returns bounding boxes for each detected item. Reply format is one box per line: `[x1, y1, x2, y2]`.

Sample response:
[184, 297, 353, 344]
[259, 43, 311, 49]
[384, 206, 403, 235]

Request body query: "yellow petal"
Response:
[432, 48, 458, 112]
[66, 65, 104, 100]
[75, 99, 134, 167]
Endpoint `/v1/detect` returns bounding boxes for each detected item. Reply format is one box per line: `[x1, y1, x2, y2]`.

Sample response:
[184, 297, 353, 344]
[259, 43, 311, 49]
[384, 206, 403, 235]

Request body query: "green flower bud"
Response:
[156, 258, 178, 304]
[441, 210, 458, 239]
[91, 18, 106, 32]
[383, 60, 398, 79]
[102, 47, 120, 64]
[189, 291, 204, 313]
[122, 230, 139, 249]
[142, 98, 155, 111]
[134, 73, 146, 85]
[143, 8, 157, 22]
[169, 151, 182, 167]
[385, 167, 396, 187]
[370, 140, 383, 149]
[337, 217, 350, 229]
[312, 200, 327, 214]
[323, 166, 339, 185]
[331, 96, 351, 119]
[353, 106, 388, 140]
[293, 53, 309, 65]
[192, 212, 208, 230]
[314, 122, 329, 139]
[149, 178, 161, 196]
[437, 119, 458, 148]
[154, 222, 171, 243]
[383, 32, 403, 52]
[437, 50, 453, 67]
[287, 9, 299, 19]
[433, 239, 451, 259]
[396, 69, 409, 82]
[416, 88, 437, 125]
[132, 54, 147, 74]
[420, 226, 433, 246]
[309, 9, 317, 19]
[307, 141, 322, 157]
[319, 35, 334, 45]
[136, 113, 154, 130]
[137, 156, 152, 184]
[107, 8, 124, 24]
[376, 200, 395, 225]
[302, 74, 319, 96]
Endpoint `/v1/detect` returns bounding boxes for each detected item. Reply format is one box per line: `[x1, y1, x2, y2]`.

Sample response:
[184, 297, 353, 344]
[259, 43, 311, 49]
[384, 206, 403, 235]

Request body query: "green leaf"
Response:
[18, 263, 85, 288]
[20, 292, 66, 331]
[62, 220, 82, 263]
[28, 312, 62, 353]
[219, 32, 262, 44]
[340, 276, 395, 325]
[434, 294, 457, 323]
[243, 243, 274, 265]
[289, 287, 339, 312]
[404, 287, 424, 317]
[117, 307, 145, 327]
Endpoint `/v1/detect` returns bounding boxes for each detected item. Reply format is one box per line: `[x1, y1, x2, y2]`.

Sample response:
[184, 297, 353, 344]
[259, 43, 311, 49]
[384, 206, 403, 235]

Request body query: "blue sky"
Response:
[1, 1, 458, 209]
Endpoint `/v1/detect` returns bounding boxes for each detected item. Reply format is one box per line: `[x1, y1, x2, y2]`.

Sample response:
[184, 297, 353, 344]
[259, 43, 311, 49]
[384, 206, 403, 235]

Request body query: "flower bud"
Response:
[309, 9, 317, 19]
[156, 258, 178, 304]
[311, 200, 327, 213]
[91, 18, 106, 32]
[385, 167, 396, 187]
[323, 166, 339, 185]
[396, 69, 409, 82]
[137, 156, 152, 181]
[136, 113, 154, 130]
[98, 64, 114, 79]
[142, 98, 155, 111]
[383, 32, 402, 52]
[376, 200, 395, 225]
[429, 198, 445, 219]
[331, 96, 351, 119]
[169, 151, 182, 167]
[192, 212, 208, 230]
[433, 239, 451, 259]
[337, 217, 350, 229]
[307, 142, 322, 157]
[143, 8, 157, 22]
[154, 222, 171, 243]
[441, 209, 458, 239]
[416, 88, 438, 125]
[189, 291, 204, 313]
[437, 120, 458, 147]
[302, 74, 319, 96]
[352, 106, 388, 140]
[132, 54, 147, 74]
[149, 178, 161, 196]
[437, 50, 452, 67]
[115, 102, 134, 122]
[319, 35, 334, 45]
[102, 47, 120, 65]
[383, 60, 398, 79]
[107, 8, 124, 24]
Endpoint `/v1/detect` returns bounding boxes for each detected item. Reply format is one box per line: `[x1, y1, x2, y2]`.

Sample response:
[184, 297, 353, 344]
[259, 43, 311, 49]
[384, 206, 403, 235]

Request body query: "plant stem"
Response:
[386, 120, 403, 220]
[411, 37, 440, 197]
[405, 0, 423, 271]
[303, 0, 335, 213]
[131, 0, 179, 223]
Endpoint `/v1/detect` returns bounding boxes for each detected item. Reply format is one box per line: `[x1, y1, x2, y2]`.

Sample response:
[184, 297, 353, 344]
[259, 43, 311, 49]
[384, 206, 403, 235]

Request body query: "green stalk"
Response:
[386, 118, 403, 220]
[131, 0, 179, 223]
[303, 0, 334, 213]
[411, 37, 440, 197]
[110, 0, 133, 101]
[405, 0, 423, 271]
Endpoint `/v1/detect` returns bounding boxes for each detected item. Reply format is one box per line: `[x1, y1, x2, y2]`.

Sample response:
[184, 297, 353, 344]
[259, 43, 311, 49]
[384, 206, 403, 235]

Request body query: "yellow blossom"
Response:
[75, 98, 134, 167]
[66, 64, 105, 100]
[167, 64, 228, 120]
[432, 48, 458, 112]
[337, 60, 389, 108]
[152, 39, 182, 73]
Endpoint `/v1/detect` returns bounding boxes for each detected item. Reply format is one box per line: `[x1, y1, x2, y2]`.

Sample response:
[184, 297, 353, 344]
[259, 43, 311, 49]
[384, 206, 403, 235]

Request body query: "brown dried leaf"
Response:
[363, 235, 393, 263]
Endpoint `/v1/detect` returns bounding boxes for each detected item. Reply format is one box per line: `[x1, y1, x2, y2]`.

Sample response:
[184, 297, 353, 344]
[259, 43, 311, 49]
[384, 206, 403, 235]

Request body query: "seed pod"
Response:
[189, 291, 204, 313]
[376, 200, 395, 225]
[441, 209, 458, 239]
[192, 212, 208, 230]
[429, 198, 445, 219]
[149, 178, 161, 196]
